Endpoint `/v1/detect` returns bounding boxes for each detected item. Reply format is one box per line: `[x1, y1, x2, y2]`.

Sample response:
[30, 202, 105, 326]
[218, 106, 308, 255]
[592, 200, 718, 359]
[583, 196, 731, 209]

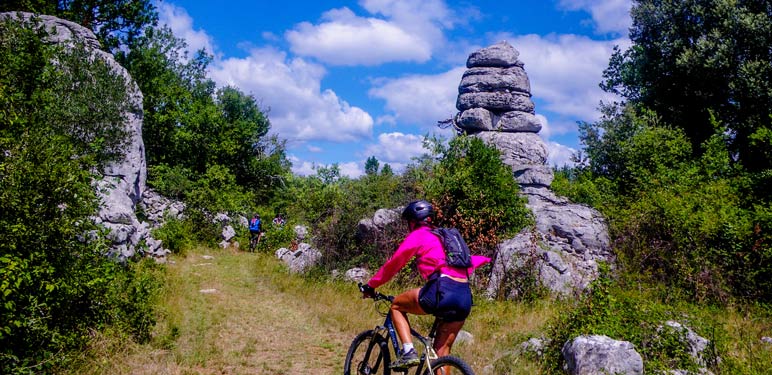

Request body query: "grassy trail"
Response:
[68, 246, 551, 375]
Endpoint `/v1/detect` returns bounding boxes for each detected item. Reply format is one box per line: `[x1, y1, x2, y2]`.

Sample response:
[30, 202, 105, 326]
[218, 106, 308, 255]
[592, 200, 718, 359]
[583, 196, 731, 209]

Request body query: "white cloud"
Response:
[286, 7, 432, 66]
[288, 156, 364, 178]
[285, 0, 458, 66]
[363, 132, 430, 165]
[545, 140, 577, 168]
[505, 33, 627, 122]
[339, 162, 365, 178]
[307, 145, 323, 153]
[369, 67, 465, 129]
[209, 47, 374, 143]
[558, 0, 632, 35]
[157, 3, 216, 57]
[288, 156, 316, 176]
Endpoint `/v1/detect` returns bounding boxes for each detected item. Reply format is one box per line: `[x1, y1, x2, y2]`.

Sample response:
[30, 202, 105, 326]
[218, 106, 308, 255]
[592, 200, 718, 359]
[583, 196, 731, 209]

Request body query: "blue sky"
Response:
[157, 0, 632, 177]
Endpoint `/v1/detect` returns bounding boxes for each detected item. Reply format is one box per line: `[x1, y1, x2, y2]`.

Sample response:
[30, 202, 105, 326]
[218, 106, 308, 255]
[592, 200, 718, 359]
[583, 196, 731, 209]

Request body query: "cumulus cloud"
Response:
[209, 47, 374, 143]
[545, 140, 577, 168]
[157, 2, 216, 57]
[369, 67, 465, 129]
[558, 0, 632, 35]
[363, 132, 430, 165]
[286, 0, 457, 66]
[286, 7, 432, 65]
[506, 33, 626, 122]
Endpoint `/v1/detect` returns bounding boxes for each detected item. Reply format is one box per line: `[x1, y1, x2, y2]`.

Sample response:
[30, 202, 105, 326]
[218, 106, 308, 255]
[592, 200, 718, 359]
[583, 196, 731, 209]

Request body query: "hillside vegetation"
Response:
[1, 1, 771, 374]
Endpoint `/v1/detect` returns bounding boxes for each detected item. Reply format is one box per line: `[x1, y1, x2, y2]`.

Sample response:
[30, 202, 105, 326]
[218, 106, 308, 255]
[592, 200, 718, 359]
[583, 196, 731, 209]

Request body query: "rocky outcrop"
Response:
[452, 42, 613, 296]
[562, 335, 644, 375]
[2, 13, 166, 259]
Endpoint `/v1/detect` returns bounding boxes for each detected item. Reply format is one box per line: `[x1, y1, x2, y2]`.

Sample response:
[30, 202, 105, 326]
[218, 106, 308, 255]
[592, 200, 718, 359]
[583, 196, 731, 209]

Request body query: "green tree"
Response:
[381, 163, 394, 176]
[603, 0, 772, 175]
[364, 156, 380, 176]
[0, 17, 158, 372]
[0, 0, 158, 53]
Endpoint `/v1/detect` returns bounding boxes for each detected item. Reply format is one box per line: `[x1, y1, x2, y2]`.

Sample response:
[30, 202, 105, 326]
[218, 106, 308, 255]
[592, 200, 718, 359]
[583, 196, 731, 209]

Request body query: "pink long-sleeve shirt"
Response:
[367, 225, 491, 289]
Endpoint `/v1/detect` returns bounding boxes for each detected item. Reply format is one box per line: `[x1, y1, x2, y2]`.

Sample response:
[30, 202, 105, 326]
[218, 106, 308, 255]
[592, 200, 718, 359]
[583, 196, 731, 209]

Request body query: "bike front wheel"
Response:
[344, 330, 391, 375]
[422, 355, 474, 375]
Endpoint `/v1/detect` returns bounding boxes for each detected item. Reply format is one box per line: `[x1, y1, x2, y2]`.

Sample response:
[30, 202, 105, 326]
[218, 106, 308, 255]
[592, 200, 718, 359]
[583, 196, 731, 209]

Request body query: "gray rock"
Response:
[454, 330, 474, 345]
[459, 66, 530, 95]
[457, 91, 535, 112]
[294, 225, 309, 241]
[519, 337, 548, 358]
[357, 207, 402, 240]
[457, 109, 541, 134]
[660, 321, 718, 370]
[562, 335, 644, 375]
[473, 132, 548, 166]
[487, 187, 612, 297]
[513, 165, 554, 186]
[276, 242, 321, 273]
[140, 188, 185, 227]
[762, 336, 772, 344]
[496, 111, 542, 133]
[221, 225, 236, 242]
[344, 268, 371, 284]
[1, 13, 165, 260]
[466, 41, 523, 68]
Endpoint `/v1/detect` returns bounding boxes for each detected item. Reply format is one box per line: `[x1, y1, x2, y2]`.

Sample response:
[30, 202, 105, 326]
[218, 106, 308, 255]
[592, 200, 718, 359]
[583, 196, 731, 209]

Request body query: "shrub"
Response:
[422, 135, 532, 257]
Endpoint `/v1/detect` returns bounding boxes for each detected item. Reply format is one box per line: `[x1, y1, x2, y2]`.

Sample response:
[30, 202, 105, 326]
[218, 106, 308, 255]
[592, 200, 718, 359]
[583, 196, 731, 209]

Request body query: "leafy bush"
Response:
[422, 135, 532, 257]
[0, 17, 160, 372]
[151, 217, 195, 255]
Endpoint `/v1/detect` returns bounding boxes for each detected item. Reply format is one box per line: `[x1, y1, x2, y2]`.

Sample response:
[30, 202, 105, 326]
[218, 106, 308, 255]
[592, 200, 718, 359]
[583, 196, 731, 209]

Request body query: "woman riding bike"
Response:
[360, 200, 490, 370]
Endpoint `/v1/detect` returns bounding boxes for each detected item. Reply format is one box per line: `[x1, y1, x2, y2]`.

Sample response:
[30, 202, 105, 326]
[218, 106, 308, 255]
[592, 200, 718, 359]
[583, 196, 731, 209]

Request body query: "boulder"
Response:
[466, 41, 524, 68]
[344, 268, 371, 284]
[457, 109, 541, 134]
[457, 91, 535, 112]
[562, 335, 644, 375]
[659, 321, 718, 371]
[473, 132, 548, 167]
[139, 188, 185, 228]
[459, 66, 531, 94]
[276, 242, 321, 273]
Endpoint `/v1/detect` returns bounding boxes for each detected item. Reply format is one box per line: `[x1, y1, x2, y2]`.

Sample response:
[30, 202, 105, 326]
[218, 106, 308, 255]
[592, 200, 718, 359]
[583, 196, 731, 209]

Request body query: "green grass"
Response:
[62, 245, 772, 374]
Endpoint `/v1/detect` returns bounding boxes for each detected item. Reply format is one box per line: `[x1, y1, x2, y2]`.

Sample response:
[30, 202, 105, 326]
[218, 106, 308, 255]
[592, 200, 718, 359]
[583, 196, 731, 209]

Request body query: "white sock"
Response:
[402, 343, 414, 353]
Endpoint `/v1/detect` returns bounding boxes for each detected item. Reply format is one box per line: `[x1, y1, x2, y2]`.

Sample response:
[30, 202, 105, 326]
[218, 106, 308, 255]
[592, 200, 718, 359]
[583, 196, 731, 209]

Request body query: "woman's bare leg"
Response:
[390, 288, 425, 347]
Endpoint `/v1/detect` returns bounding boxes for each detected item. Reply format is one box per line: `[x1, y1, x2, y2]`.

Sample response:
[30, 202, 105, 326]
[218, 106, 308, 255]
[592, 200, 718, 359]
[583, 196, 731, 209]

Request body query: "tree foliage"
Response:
[603, 0, 772, 176]
[0, 17, 159, 373]
[0, 0, 158, 53]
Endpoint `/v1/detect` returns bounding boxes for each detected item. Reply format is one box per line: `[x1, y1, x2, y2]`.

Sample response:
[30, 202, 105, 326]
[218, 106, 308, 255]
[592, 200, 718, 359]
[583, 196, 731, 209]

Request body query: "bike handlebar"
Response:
[358, 282, 394, 302]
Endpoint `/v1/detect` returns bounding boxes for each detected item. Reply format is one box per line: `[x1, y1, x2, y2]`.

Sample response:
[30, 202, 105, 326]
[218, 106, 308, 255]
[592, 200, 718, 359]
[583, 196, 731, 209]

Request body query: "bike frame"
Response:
[370, 293, 440, 373]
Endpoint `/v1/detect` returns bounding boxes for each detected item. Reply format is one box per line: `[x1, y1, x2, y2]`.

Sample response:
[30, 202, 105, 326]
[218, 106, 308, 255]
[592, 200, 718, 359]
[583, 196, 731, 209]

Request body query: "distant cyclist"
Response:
[360, 200, 491, 369]
[249, 213, 263, 248]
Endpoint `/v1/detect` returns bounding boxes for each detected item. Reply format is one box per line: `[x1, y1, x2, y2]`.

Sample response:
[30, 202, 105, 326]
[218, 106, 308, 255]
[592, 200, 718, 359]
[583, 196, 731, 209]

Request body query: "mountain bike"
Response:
[344, 284, 474, 375]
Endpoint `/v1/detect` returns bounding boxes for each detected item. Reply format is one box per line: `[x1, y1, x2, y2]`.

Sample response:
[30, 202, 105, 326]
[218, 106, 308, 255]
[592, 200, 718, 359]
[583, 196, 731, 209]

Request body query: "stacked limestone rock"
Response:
[455, 41, 554, 187]
[453, 41, 613, 297]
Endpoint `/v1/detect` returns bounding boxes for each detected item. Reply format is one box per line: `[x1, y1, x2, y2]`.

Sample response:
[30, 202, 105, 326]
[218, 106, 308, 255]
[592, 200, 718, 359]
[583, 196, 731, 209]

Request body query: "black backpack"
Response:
[431, 227, 473, 269]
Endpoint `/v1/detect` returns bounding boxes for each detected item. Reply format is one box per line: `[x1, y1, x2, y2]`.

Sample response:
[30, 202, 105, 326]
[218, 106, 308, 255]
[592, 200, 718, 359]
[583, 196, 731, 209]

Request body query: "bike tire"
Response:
[422, 355, 474, 375]
[344, 330, 391, 375]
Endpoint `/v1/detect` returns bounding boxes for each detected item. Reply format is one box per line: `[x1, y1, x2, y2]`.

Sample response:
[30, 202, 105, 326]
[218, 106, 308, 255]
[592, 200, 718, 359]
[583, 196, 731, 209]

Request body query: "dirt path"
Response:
[114, 248, 369, 375]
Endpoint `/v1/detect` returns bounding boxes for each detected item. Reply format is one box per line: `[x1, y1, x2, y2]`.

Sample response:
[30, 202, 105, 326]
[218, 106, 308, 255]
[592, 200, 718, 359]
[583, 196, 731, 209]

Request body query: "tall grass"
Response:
[63, 245, 772, 374]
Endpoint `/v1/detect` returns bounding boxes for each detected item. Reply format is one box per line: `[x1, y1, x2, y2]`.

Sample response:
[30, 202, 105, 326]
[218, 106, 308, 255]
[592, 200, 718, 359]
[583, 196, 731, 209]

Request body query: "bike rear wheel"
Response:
[421, 355, 474, 375]
[345, 330, 391, 375]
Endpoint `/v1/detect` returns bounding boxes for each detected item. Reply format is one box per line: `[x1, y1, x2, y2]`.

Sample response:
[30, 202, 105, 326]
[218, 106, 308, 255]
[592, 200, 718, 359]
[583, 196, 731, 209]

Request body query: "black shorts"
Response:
[418, 274, 472, 322]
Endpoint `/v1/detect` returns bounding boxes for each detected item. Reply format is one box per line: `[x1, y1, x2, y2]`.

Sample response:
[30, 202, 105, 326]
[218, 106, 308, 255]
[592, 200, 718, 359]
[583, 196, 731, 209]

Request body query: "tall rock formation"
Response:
[454, 42, 613, 297]
[3, 13, 167, 259]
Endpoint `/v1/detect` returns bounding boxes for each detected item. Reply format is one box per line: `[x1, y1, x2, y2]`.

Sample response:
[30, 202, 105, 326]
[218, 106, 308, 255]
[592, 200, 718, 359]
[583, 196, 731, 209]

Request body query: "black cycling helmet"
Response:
[402, 200, 433, 222]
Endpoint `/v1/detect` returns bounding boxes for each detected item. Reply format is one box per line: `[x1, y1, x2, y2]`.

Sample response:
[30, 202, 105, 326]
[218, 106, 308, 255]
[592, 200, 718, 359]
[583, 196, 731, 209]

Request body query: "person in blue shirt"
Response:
[249, 213, 263, 249]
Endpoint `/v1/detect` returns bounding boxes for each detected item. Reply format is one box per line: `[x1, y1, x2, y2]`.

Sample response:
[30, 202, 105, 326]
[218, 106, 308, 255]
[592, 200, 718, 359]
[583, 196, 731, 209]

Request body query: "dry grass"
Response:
[64, 246, 551, 374]
[63, 245, 771, 375]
